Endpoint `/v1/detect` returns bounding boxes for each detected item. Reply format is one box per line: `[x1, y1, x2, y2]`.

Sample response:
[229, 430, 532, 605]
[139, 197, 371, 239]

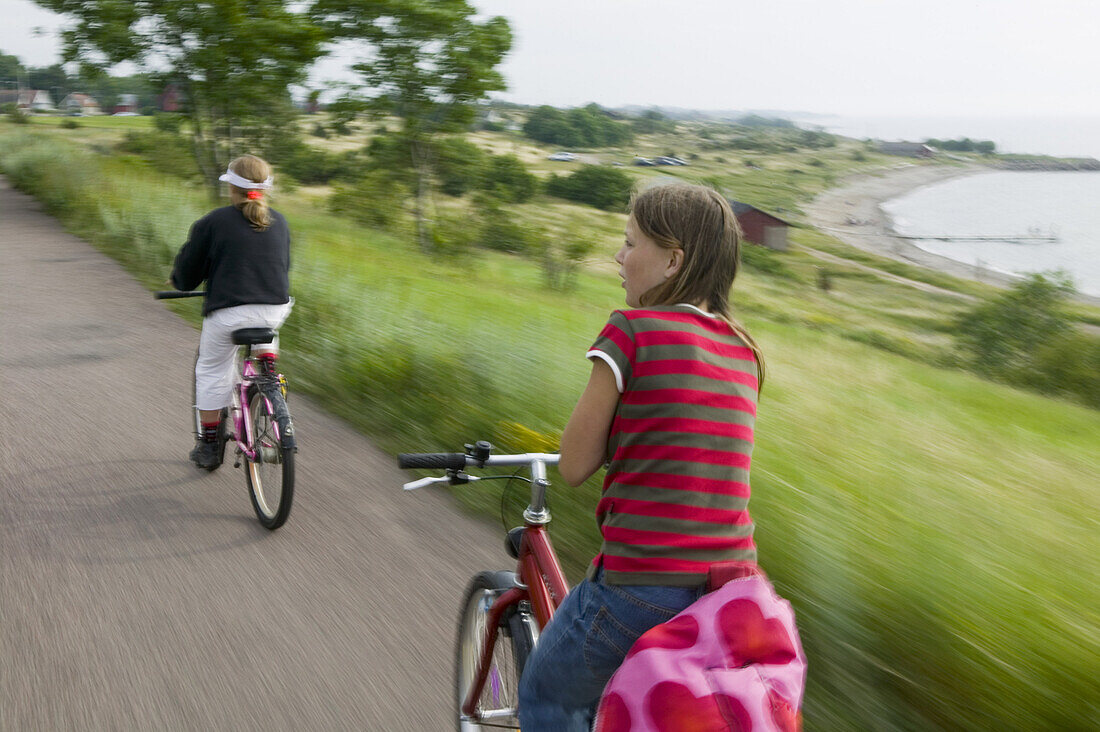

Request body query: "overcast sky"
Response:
[3, 0, 1099, 117]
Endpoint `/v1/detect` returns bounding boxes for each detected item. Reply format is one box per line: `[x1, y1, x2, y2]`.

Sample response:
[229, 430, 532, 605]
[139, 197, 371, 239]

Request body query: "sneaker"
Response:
[189, 440, 221, 470]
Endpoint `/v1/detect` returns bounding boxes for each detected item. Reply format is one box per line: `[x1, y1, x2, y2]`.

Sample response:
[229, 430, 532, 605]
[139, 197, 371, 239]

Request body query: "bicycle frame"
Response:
[196, 349, 283, 464]
[232, 354, 287, 463]
[460, 456, 570, 721]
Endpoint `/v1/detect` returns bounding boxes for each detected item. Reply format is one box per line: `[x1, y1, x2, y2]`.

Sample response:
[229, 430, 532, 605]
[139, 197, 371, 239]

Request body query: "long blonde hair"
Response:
[630, 183, 765, 386]
[227, 154, 272, 231]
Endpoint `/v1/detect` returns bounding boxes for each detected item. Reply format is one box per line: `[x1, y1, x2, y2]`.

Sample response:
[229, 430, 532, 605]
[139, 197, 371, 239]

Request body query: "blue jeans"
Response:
[517, 569, 703, 731]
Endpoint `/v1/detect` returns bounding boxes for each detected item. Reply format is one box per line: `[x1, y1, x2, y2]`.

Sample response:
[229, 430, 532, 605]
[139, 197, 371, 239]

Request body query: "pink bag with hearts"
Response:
[594, 563, 806, 732]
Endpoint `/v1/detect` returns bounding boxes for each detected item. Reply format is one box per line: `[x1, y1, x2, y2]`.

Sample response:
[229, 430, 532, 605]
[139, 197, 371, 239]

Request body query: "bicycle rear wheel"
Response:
[244, 385, 295, 529]
[455, 571, 536, 731]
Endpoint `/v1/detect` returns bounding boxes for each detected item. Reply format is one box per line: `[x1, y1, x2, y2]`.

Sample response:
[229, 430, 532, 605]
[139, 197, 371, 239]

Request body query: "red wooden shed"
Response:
[728, 200, 791, 251]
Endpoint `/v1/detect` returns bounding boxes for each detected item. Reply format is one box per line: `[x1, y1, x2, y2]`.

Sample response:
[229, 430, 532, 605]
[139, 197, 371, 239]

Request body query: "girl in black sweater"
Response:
[171, 154, 292, 468]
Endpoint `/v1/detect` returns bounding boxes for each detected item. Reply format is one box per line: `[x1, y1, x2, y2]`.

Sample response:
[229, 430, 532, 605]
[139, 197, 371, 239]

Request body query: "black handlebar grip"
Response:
[154, 290, 205, 299]
[398, 453, 469, 470]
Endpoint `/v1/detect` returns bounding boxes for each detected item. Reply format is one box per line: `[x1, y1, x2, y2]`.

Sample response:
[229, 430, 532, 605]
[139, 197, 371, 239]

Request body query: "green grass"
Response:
[2, 124, 1099, 730]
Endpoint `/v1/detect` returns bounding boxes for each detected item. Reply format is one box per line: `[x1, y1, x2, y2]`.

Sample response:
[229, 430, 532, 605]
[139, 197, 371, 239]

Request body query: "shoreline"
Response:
[802, 162, 1100, 306]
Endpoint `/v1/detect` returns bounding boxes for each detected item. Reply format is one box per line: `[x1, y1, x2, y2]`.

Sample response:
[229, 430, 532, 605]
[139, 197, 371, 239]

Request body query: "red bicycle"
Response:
[399, 441, 567, 730]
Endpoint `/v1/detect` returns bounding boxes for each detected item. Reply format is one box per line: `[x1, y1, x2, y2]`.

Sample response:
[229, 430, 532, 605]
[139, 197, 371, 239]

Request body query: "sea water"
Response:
[881, 171, 1100, 297]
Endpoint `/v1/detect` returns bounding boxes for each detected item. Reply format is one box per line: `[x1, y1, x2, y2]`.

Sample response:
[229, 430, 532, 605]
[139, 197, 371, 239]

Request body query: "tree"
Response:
[35, 0, 326, 197]
[0, 50, 24, 84]
[314, 0, 512, 251]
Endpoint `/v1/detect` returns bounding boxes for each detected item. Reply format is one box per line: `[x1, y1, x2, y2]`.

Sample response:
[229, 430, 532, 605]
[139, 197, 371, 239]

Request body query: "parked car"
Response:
[654, 156, 688, 166]
[633, 157, 656, 166]
[547, 152, 576, 161]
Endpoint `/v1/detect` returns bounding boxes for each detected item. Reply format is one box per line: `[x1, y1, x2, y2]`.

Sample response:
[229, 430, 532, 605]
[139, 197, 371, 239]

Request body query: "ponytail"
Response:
[224, 154, 273, 231]
[236, 190, 271, 232]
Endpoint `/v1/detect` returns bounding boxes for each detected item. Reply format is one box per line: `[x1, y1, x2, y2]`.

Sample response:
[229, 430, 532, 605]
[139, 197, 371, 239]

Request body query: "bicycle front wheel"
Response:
[455, 571, 535, 731]
[244, 385, 295, 530]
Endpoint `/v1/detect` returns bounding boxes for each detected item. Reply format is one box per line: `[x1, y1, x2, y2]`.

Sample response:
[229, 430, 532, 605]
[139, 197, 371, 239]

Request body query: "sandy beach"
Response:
[804, 163, 1100, 307]
[801, 162, 1019, 284]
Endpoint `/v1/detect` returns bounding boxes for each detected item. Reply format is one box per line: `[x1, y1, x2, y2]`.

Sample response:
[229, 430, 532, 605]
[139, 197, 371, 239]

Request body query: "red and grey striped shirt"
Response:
[585, 304, 759, 586]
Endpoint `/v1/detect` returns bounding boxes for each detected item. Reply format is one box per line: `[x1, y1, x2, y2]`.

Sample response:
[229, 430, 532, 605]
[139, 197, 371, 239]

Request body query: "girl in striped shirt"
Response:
[518, 183, 766, 731]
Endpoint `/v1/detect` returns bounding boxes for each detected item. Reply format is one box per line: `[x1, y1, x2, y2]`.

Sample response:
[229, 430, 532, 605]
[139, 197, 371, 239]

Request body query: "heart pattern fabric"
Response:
[594, 569, 805, 731]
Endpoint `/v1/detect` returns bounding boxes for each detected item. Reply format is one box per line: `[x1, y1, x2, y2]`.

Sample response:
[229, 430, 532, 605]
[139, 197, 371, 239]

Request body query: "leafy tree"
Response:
[0, 50, 25, 83]
[522, 103, 633, 147]
[34, 0, 326, 197]
[314, 0, 512, 251]
[632, 109, 674, 135]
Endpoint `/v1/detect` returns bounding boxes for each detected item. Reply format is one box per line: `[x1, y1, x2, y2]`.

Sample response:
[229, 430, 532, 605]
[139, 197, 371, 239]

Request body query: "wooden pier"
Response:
[895, 234, 1058, 243]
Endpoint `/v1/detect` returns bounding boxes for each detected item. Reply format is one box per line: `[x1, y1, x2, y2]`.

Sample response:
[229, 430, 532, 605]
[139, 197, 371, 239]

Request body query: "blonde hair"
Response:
[227, 154, 272, 231]
[630, 183, 765, 386]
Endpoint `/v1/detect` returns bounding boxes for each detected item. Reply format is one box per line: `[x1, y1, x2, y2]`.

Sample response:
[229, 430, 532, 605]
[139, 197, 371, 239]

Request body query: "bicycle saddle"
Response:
[231, 328, 277, 345]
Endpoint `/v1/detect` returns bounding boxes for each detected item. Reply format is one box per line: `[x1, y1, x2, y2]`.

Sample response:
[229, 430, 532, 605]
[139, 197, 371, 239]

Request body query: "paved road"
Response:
[0, 177, 510, 730]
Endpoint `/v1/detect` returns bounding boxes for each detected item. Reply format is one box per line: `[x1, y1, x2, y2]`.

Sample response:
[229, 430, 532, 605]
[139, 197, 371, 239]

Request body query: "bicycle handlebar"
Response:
[398, 451, 561, 471]
[154, 290, 205, 299]
[397, 443, 560, 494]
[398, 452, 469, 470]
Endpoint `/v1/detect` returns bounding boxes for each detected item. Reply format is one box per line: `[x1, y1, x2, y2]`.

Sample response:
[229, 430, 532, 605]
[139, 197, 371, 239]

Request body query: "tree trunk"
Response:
[183, 82, 220, 201]
[411, 139, 432, 253]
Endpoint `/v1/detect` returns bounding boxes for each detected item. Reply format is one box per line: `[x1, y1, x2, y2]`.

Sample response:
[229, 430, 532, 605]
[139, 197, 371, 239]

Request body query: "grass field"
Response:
[2, 121, 1098, 730]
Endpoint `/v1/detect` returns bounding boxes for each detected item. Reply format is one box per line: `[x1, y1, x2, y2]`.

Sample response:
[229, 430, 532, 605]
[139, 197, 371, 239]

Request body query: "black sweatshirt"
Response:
[171, 206, 291, 316]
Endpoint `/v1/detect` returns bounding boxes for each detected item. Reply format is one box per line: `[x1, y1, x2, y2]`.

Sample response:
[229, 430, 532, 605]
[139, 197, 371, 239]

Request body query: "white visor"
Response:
[218, 167, 273, 190]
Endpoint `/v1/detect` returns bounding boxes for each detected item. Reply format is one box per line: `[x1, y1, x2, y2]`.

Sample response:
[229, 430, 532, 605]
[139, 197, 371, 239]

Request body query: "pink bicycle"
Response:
[156, 290, 296, 529]
[399, 441, 567, 730]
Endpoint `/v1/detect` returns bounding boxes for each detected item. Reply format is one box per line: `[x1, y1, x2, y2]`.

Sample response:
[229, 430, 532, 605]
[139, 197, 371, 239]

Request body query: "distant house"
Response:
[60, 93, 102, 116]
[158, 84, 182, 112]
[878, 141, 936, 158]
[113, 94, 139, 115]
[1, 89, 55, 112]
[728, 199, 791, 251]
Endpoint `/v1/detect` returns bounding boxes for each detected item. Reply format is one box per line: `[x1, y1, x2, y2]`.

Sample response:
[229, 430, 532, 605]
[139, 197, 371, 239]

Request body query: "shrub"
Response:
[740, 242, 800, 281]
[61, 118, 79, 129]
[276, 143, 356, 186]
[329, 171, 409, 228]
[432, 137, 488, 196]
[474, 196, 533, 254]
[954, 272, 1074, 378]
[482, 154, 538, 203]
[153, 112, 183, 133]
[116, 131, 199, 181]
[4, 104, 29, 124]
[429, 211, 479, 257]
[539, 233, 594, 291]
[546, 165, 634, 211]
[1027, 330, 1100, 408]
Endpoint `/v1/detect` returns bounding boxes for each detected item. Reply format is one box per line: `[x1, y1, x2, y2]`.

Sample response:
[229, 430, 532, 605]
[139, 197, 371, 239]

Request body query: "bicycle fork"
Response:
[461, 587, 526, 722]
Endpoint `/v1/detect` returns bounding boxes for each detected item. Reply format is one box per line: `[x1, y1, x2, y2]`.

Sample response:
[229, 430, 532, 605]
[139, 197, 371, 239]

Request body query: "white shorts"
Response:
[195, 301, 293, 411]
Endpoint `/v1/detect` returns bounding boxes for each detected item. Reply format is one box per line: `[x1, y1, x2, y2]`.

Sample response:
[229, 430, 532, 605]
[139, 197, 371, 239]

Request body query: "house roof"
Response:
[878, 141, 935, 153]
[727, 199, 791, 227]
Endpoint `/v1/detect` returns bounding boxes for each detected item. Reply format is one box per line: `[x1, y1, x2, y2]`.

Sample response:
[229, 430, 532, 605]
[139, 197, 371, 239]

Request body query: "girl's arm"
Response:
[558, 359, 620, 487]
[171, 218, 211, 291]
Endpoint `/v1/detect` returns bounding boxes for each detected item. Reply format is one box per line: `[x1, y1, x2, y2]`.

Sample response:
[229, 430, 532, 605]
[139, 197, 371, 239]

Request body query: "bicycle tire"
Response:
[243, 384, 295, 529]
[455, 571, 535, 731]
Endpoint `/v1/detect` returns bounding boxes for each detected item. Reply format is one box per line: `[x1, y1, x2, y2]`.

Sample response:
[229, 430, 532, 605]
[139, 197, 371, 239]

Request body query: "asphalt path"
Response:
[0, 176, 512, 730]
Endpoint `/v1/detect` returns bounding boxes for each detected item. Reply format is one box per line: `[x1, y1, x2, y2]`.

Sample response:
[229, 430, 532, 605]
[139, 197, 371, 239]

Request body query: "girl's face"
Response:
[615, 217, 681, 307]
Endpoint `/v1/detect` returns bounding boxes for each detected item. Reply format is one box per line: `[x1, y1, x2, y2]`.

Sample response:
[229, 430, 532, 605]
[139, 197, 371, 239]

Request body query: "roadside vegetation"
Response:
[2, 117, 1097, 730]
